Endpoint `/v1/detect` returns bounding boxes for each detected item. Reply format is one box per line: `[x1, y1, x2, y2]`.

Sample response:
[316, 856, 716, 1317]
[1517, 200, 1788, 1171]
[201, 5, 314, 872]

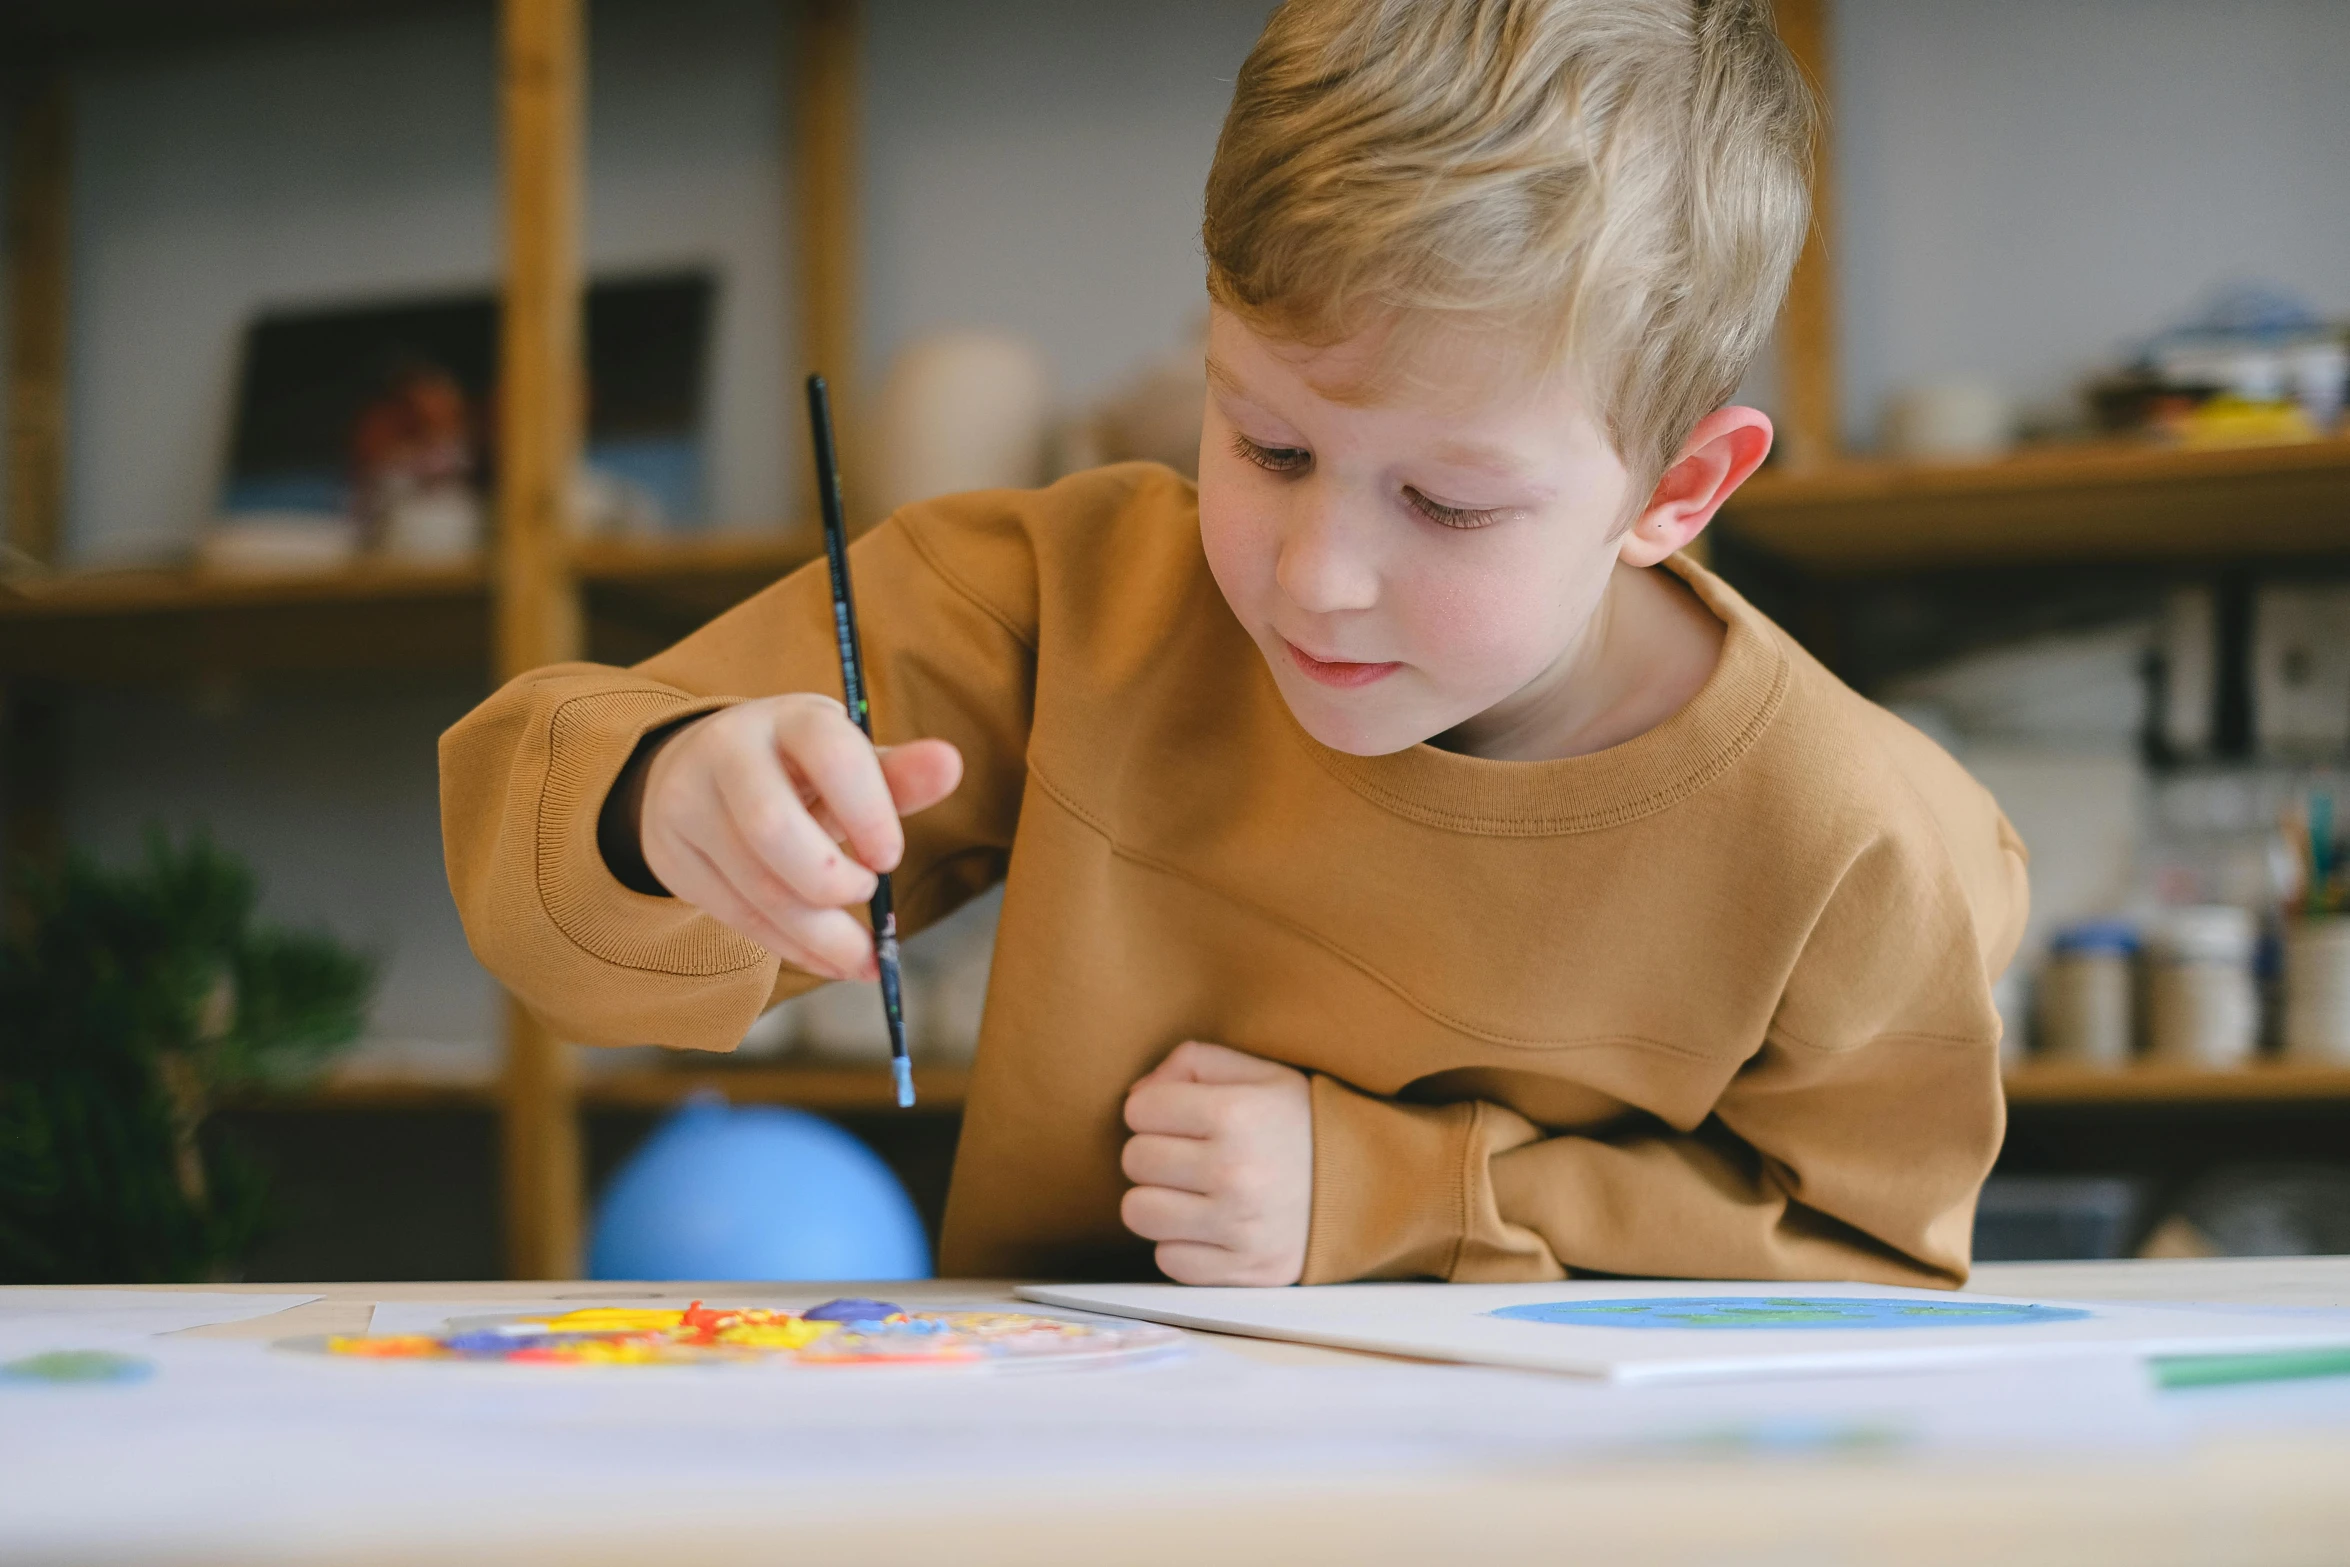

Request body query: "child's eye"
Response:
[1230, 433, 1311, 474]
[1404, 488, 1504, 530]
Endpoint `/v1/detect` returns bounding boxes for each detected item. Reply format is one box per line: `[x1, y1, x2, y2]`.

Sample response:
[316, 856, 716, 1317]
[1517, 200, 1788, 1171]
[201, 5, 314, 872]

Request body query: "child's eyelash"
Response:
[1230, 435, 1502, 530]
[1404, 489, 1504, 530]
[1230, 433, 1310, 473]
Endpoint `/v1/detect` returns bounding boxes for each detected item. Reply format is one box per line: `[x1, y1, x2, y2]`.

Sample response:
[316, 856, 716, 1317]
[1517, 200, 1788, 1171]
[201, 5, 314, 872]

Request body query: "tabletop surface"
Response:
[6, 1257, 2349, 1567]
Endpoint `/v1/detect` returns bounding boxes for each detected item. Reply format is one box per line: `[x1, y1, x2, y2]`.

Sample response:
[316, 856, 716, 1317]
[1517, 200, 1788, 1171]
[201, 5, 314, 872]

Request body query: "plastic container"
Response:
[2283, 916, 2350, 1063]
[2143, 905, 2260, 1068]
[2035, 921, 2138, 1067]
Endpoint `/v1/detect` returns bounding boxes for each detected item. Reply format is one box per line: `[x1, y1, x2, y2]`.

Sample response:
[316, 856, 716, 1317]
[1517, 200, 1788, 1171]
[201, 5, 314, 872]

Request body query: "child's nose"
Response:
[1273, 490, 1381, 615]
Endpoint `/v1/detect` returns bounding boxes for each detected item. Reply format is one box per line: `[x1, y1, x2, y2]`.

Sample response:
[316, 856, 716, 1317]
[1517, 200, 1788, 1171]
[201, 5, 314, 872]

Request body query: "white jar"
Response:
[2035, 923, 2138, 1067]
[2144, 905, 2260, 1068]
[2284, 917, 2350, 1063]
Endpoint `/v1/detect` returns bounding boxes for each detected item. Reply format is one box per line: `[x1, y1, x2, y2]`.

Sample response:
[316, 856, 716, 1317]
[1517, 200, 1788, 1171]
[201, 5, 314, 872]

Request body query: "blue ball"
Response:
[589, 1096, 930, 1282]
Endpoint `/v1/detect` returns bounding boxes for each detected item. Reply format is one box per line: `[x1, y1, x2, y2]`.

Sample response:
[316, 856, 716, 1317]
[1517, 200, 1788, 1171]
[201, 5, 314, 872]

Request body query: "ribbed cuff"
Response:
[537, 688, 767, 978]
[1302, 1075, 1568, 1285]
[1301, 1074, 1481, 1283]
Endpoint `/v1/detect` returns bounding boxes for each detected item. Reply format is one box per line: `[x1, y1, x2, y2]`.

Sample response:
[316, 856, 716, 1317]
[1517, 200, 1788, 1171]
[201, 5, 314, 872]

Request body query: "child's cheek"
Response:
[1397, 548, 1570, 694]
[1196, 480, 1274, 629]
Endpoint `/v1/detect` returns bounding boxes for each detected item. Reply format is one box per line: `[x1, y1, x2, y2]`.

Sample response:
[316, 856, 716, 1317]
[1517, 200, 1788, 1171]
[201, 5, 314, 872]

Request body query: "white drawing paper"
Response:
[1016, 1279, 2350, 1383]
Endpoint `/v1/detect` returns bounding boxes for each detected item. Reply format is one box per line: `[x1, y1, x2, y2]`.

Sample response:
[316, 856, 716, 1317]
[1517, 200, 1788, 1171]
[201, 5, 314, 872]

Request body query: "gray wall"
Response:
[1834, 0, 2350, 446]
[4, 0, 2346, 1050]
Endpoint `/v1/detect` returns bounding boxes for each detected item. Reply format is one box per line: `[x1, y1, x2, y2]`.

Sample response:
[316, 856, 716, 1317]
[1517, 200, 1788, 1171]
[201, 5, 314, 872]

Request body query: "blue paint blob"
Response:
[803, 1297, 904, 1323]
[443, 1330, 552, 1355]
[1489, 1296, 2095, 1331]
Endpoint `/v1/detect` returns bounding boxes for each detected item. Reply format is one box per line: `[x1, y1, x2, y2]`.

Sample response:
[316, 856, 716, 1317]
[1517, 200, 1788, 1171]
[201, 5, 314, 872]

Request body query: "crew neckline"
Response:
[1285, 555, 1792, 836]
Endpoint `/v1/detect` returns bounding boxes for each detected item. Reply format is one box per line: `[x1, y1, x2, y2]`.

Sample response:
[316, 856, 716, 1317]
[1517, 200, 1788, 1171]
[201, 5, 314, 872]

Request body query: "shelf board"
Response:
[2004, 1060, 2350, 1106]
[1718, 438, 2350, 574]
[231, 1062, 970, 1116]
[228, 1077, 499, 1112]
[235, 1060, 2350, 1113]
[0, 561, 490, 679]
[583, 1064, 970, 1114]
[0, 530, 817, 682]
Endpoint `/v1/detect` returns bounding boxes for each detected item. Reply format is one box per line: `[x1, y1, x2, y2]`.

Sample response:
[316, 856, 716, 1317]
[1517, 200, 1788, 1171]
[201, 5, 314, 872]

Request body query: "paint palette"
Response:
[291, 1298, 1187, 1371]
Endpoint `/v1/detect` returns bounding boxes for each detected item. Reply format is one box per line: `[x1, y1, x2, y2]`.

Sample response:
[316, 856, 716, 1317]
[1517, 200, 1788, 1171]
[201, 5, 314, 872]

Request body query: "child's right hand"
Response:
[635, 694, 963, 980]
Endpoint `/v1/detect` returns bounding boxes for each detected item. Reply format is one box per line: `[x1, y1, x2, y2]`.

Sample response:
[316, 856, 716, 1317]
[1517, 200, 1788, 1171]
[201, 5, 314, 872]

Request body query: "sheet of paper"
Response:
[0, 1289, 321, 1359]
[1018, 1279, 2350, 1383]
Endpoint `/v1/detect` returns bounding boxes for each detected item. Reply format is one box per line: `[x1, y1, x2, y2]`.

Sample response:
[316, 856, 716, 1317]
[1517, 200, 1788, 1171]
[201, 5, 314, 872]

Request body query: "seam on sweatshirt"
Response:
[894, 510, 1040, 652]
[1765, 1023, 1999, 1054]
[1028, 761, 1728, 1063]
[535, 689, 769, 978]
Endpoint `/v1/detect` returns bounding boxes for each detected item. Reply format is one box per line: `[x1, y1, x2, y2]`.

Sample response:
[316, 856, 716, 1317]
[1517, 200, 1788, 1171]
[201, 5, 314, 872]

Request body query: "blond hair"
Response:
[1204, 0, 1813, 496]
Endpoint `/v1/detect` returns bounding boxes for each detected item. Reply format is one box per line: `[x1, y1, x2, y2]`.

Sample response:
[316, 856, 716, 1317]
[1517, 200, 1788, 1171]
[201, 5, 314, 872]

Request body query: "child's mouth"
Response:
[1284, 640, 1403, 689]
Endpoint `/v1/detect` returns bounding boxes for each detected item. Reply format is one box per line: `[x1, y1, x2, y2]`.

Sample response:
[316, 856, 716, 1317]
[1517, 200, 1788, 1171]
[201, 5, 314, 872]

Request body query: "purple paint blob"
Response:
[803, 1298, 903, 1323]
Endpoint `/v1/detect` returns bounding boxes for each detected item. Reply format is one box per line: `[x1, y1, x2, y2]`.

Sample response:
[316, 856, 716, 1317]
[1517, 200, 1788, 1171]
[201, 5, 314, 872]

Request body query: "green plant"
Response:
[0, 833, 375, 1282]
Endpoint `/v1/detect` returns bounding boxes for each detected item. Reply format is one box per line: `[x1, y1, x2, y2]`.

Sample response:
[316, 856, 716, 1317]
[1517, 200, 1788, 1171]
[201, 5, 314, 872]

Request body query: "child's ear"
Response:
[1617, 407, 1775, 567]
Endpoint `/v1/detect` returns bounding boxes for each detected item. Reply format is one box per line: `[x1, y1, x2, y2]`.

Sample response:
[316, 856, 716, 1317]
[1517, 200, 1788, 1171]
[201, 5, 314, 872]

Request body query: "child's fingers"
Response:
[1147, 1039, 1293, 1088]
[1122, 1079, 1227, 1139]
[771, 700, 907, 875]
[686, 817, 876, 978]
[1153, 1241, 1255, 1286]
[1119, 1183, 1222, 1245]
[1120, 1132, 1215, 1194]
[711, 745, 879, 910]
[878, 738, 963, 816]
[668, 838, 854, 978]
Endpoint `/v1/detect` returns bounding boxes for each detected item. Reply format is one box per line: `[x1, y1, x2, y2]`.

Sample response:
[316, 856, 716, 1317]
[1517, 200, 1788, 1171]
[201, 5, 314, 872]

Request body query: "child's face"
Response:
[1197, 306, 1650, 757]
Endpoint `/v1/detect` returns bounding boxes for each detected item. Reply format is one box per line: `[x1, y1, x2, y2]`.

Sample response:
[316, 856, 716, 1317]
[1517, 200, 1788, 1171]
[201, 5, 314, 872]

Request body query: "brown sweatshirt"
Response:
[441, 462, 2027, 1287]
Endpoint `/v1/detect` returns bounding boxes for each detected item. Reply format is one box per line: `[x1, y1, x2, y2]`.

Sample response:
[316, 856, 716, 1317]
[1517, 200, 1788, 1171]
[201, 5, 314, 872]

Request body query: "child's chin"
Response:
[1277, 684, 1432, 758]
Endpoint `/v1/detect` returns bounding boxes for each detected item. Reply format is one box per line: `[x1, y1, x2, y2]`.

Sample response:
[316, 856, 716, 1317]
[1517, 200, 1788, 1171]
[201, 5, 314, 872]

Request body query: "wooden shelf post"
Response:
[793, 0, 859, 516]
[496, 0, 588, 1280]
[4, 67, 72, 901]
[1774, 0, 1839, 473]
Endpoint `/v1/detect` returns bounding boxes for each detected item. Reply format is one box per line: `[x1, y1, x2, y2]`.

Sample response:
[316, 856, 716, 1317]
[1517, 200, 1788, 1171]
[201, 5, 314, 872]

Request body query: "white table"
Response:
[4, 1257, 2346, 1566]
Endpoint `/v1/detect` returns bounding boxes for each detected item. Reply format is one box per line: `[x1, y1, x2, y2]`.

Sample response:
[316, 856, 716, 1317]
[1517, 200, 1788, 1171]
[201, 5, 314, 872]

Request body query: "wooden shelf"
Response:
[584, 1064, 970, 1114]
[0, 561, 489, 679]
[2005, 1060, 2350, 1106]
[231, 1062, 970, 1116]
[1718, 438, 2350, 574]
[252, 1061, 2350, 1114]
[229, 1077, 499, 1112]
[0, 531, 816, 682]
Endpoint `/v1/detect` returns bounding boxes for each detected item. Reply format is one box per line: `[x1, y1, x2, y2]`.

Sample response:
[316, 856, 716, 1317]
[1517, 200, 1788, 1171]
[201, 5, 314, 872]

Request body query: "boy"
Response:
[443, 0, 2026, 1289]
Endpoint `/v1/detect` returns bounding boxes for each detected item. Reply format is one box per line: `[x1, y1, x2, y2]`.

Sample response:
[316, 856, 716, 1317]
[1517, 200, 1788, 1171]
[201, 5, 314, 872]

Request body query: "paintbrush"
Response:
[805, 373, 914, 1109]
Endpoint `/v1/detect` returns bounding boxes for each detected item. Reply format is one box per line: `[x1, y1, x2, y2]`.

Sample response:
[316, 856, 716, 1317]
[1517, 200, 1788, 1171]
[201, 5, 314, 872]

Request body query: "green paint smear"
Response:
[0, 1350, 155, 1385]
[2153, 1348, 2350, 1390]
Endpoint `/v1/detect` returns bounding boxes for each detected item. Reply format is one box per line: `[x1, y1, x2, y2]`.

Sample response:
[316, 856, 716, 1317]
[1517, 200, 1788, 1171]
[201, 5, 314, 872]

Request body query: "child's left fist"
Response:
[1119, 1041, 1312, 1286]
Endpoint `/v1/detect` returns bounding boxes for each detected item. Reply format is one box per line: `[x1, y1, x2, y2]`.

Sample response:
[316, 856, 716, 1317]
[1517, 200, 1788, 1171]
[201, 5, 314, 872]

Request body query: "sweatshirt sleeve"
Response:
[1298, 821, 2029, 1288]
[438, 492, 1041, 1051]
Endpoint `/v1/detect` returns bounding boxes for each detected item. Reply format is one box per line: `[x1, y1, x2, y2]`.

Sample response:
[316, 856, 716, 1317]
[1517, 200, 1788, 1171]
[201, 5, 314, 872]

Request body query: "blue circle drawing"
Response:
[1489, 1297, 2094, 1331]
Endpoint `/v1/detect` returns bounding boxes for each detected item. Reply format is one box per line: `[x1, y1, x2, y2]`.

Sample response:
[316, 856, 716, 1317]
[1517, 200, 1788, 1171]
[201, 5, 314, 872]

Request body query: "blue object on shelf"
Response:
[2049, 920, 2140, 958]
[589, 1094, 930, 1282]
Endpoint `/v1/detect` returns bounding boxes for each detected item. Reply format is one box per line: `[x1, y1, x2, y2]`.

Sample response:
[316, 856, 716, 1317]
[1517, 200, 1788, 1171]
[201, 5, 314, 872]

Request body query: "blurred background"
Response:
[0, 0, 2345, 1285]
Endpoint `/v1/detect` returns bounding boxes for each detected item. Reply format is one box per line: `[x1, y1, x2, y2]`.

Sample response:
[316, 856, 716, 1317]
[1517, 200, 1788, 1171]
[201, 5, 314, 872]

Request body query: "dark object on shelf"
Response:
[2142, 1163, 2350, 1258]
[0, 833, 374, 1283]
[223, 272, 715, 527]
[1972, 1175, 2148, 1262]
